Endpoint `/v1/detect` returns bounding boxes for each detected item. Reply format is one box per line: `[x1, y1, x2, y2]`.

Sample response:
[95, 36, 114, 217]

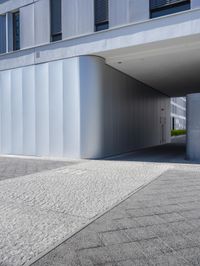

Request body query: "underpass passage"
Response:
[108, 136, 187, 164]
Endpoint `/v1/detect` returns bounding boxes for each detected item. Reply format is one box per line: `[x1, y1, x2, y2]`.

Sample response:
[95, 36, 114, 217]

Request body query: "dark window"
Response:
[150, 0, 190, 18]
[0, 15, 6, 54]
[50, 0, 62, 42]
[13, 11, 20, 51]
[95, 0, 109, 31]
[172, 117, 175, 130]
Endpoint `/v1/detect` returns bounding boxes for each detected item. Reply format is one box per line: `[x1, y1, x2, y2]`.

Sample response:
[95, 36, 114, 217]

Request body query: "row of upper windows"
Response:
[50, 0, 191, 41]
[0, 0, 191, 54]
[50, 0, 109, 42]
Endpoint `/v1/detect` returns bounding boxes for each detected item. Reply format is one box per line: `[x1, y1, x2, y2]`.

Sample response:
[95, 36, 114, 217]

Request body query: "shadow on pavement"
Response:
[107, 136, 199, 164]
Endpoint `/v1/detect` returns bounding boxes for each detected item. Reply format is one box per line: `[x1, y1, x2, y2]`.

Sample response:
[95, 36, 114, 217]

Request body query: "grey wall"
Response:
[0, 0, 33, 14]
[20, 3, 34, 48]
[129, 0, 150, 23]
[109, 0, 149, 28]
[0, 0, 198, 52]
[0, 57, 81, 158]
[79, 56, 170, 158]
[34, 0, 50, 45]
[191, 0, 200, 8]
[62, 0, 94, 39]
[0, 55, 170, 159]
[0, 0, 150, 52]
[0, 0, 50, 48]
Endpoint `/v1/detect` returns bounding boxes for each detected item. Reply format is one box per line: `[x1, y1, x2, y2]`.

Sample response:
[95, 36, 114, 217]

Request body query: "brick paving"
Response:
[33, 168, 200, 266]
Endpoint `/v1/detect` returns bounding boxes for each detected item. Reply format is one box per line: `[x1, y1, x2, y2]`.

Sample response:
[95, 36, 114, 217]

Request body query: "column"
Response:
[186, 93, 200, 161]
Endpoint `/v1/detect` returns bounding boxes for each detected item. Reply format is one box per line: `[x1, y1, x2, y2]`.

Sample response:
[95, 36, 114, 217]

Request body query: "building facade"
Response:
[0, 0, 200, 159]
[171, 97, 186, 130]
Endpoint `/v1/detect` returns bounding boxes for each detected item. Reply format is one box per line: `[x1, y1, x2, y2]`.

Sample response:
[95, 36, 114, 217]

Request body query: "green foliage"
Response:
[171, 129, 186, 136]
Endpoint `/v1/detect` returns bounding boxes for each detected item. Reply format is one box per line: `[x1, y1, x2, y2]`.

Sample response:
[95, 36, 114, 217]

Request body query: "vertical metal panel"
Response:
[109, 0, 149, 27]
[109, 0, 129, 27]
[0, 70, 12, 153]
[191, 0, 200, 8]
[22, 65, 36, 155]
[63, 58, 81, 158]
[34, 0, 50, 45]
[78, 56, 170, 159]
[0, 56, 171, 159]
[129, 0, 150, 22]
[49, 60, 63, 156]
[77, 0, 94, 34]
[0, 0, 34, 14]
[20, 3, 34, 49]
[79, 56, 104, 158]
[11, 68, 23, 154]
[35, 63, 49, 156]
[62, 0, 94, 39]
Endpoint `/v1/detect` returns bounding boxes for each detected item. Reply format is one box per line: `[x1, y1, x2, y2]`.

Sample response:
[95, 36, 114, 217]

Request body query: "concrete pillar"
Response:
[186, 93, 200, 161]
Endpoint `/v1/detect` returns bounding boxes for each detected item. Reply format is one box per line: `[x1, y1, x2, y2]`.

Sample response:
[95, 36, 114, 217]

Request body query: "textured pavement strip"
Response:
[0, 158, 173, 266]
[32, 166, 200, 266]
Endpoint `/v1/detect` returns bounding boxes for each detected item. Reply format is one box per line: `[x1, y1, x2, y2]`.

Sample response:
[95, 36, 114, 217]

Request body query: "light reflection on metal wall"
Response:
[0, 56, 170, 159]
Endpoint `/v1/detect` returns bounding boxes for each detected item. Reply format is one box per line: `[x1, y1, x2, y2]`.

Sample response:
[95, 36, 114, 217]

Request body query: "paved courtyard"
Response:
[33, 167, 200, 266]
[33, 166, 200, 266]
[1, 136, 200, 266]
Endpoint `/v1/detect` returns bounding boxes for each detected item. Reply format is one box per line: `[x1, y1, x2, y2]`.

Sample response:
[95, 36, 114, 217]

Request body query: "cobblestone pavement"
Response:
[0, 157, 172, 266]
[32, 166, 200, 266]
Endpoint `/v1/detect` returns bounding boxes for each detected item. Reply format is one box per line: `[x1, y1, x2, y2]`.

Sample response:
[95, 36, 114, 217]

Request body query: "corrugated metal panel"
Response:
[95, 0, 108, 24]
[150, 0, 189, 10]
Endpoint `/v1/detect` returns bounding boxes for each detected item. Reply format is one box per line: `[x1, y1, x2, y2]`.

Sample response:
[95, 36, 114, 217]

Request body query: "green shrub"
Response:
[171, 129, 186, 136]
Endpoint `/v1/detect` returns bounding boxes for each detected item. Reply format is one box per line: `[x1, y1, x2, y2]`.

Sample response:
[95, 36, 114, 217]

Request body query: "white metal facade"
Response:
[0, 0, 199, 158]
[0, 56, 170, 158]
[171, 97, 186, 130]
